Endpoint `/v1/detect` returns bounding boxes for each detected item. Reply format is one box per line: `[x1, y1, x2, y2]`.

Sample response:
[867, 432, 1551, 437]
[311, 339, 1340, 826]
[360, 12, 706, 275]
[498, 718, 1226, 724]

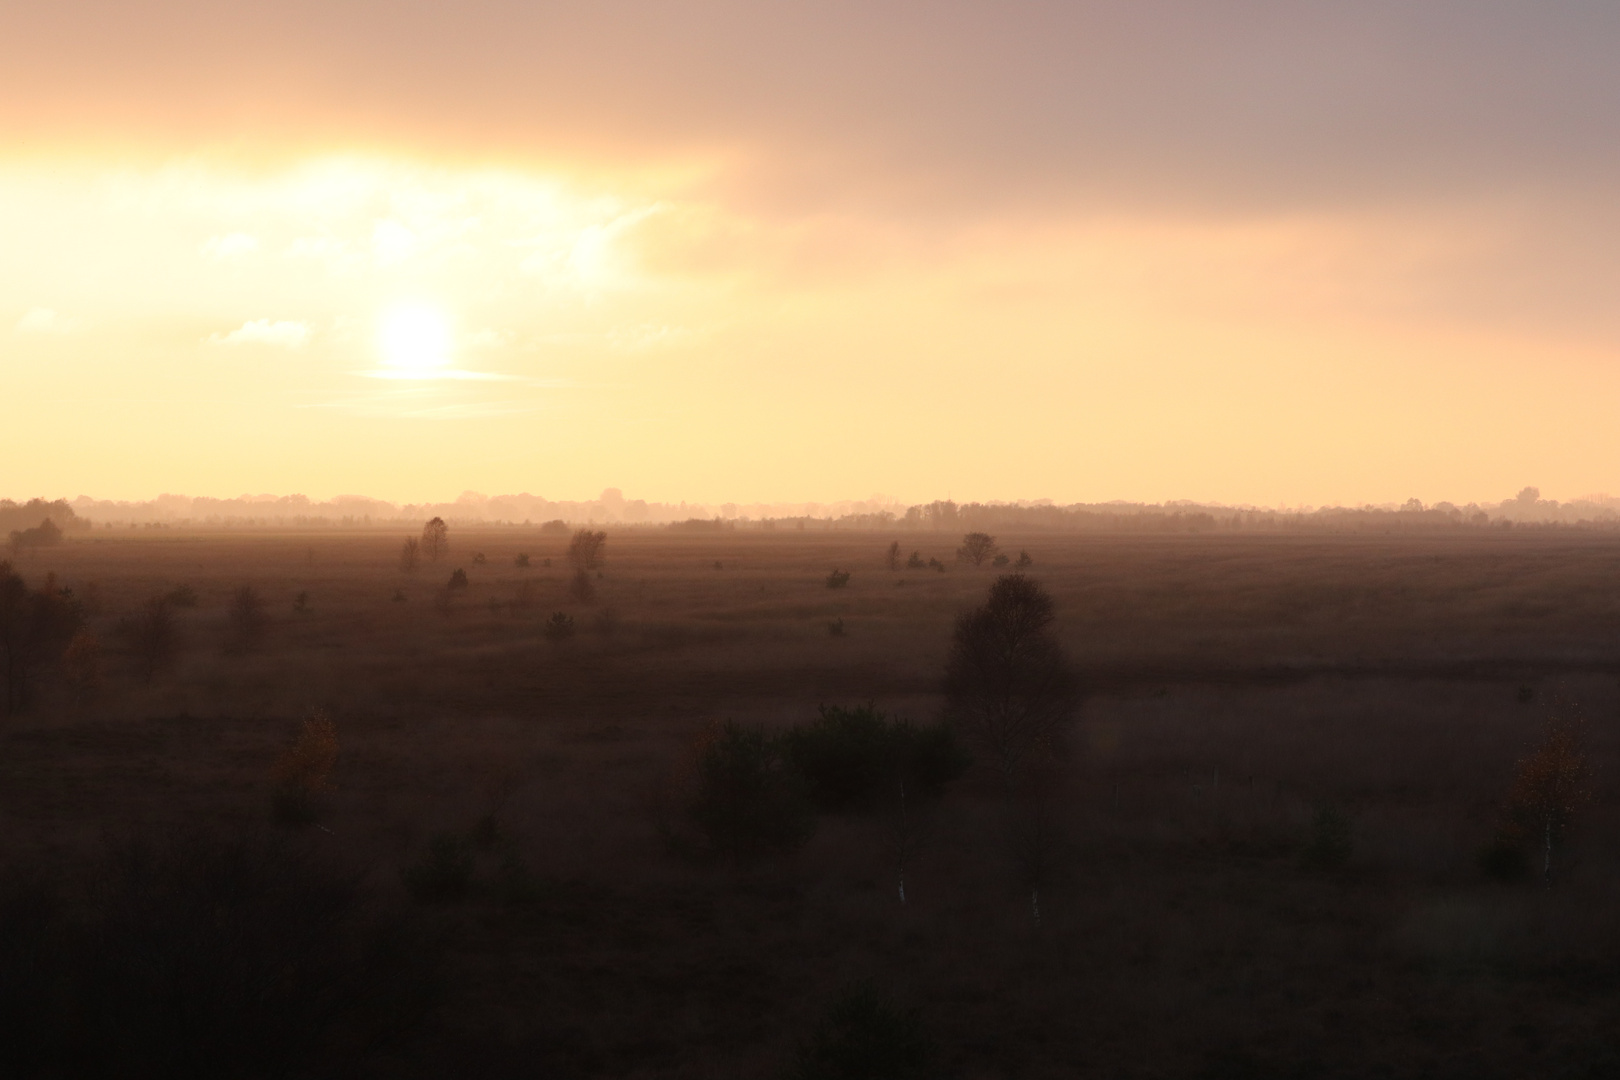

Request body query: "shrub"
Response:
[690, 721, 814, 861]
[885, 541, 902, 571]
[472, 552, 487, 565]
[446, 568, 469, 590]
[784, 705, 969, 814]
[1300, 805, 1353, 869]
[825, 569, 851, 589]
[292, 590, 309, 612]
[1015, 550, 1033, 568]
[514, 552, 531, 568]
[926, 557, 945, 573]
[543, 612, 576, 642]
[164, 583, 199, 608]
[787, 981, 936, 1080]
[905, 551, 925, 569]
[61, 630, 102, 700]
[568, 568, 596, 603]
[399, 536, 419, 572]
[391, 589, 407, 603]
[827, 617, 845, 637]
[539, 519, 570, 535]
[992, 553, 1010, 567]
[271, 710, 339, 827]
[1, 565, 84, 714]
[402, 834, 475, 903]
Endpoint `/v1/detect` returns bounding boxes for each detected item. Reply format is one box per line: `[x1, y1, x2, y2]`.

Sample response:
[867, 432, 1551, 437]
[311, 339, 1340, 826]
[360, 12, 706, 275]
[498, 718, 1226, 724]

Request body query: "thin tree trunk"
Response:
[1031, 887, 1041, 926]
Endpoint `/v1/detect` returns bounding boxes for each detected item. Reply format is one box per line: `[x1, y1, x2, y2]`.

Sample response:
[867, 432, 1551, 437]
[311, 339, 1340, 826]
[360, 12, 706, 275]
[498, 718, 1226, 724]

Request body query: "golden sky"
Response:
[6, 2, 1620, 506]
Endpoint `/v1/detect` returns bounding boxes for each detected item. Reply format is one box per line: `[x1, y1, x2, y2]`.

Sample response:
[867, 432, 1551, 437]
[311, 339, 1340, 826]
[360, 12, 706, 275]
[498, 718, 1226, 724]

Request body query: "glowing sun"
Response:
[378, 304, 452, 376]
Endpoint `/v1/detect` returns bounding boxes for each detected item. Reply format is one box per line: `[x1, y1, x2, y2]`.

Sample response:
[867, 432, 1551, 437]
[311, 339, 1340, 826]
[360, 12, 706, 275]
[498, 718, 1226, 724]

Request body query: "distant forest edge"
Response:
[6, 486, 1620, 533]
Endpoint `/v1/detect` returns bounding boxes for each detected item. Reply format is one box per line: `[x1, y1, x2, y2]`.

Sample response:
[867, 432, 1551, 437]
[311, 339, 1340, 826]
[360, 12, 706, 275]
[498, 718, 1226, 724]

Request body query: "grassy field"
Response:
[5, 527, 1620, 1078]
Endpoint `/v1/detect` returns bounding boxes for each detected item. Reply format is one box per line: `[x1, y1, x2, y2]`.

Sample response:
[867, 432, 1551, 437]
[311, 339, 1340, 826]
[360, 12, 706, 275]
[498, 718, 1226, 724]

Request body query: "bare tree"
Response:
[567, 529, 607, 571]
[399, 537, 420, 572]
[886, 541, 902, 572]
[1507, 711, 1592, 886]
[421, 517, 449, 562]
[956, 532, 999, 566]
[944, 574, 1079, 787]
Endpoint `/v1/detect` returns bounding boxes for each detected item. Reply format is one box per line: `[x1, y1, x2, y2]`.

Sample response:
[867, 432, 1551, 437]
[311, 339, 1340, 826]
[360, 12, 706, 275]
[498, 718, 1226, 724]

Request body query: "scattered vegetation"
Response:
[472, 552, 487, 565]
[447, 568, 469, 590]
[783, 705, 969, 814]
[825, 568, 851, 589]
[1015, 549, 1033, 568]
[1, 564, 82, 714]
[905, 551, 925, 570]
[539, 519, 570, 535]
[8, 517, 63, 553]
[514, 552, 531, 568]
[886, 540, 902, 571]
[1504, 711, 1591, 885]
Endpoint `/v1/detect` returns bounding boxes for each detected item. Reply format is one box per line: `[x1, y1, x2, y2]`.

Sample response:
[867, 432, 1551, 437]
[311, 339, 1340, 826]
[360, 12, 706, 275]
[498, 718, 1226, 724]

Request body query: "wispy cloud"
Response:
[200, 232, 259, 259]
[208, 319, 310, 347]
[14, 307, 74, 333]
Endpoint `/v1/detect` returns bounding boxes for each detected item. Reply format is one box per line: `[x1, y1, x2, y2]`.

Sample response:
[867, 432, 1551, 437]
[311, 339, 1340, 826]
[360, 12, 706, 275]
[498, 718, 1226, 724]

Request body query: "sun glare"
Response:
[378, 304, 452, 376]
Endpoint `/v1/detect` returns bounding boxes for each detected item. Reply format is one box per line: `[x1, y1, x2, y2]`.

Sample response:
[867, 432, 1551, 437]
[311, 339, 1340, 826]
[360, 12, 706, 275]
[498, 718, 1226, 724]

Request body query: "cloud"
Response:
[14, 307, 73, 333]
[208, 319, 310, 347]
[200, 232, 259, 259]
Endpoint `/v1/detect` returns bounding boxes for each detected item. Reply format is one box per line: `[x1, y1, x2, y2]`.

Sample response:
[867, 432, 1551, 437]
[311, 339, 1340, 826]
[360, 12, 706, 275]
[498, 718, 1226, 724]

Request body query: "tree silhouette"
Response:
[567, 529, 607, 571]
[1, 564, 82, 716]
[119, 595, 177, 685]
[1506, 711, 1591, 886]
[956, 532, 998, 566]
[944, 574, 1078, 786]
[886, 541, 902, 571]
[399, 537, 419, 572]
[421, 518, 448, 562]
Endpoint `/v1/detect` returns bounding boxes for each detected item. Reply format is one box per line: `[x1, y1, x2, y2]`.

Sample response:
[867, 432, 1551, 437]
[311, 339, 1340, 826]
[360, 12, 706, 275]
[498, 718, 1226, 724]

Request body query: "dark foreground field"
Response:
[6, 528, 1620, 1078]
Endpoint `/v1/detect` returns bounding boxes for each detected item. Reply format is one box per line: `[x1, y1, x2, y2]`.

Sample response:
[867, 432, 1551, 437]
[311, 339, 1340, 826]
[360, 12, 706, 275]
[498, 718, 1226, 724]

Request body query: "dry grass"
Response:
[4, 528, 1620, 1076]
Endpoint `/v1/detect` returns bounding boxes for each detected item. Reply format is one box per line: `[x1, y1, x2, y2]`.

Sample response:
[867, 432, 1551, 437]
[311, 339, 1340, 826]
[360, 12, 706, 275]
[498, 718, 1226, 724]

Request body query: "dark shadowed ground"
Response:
[4, 528, 1620, 1078]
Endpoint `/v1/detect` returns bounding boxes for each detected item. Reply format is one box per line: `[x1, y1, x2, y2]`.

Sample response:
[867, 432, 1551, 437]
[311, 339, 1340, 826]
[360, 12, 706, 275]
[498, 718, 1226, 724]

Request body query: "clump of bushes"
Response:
[825, 569, 851, 589]
[688, 721, 815, 862]
[514, 552, 531, 568]
[446, 568, 469, 590]
[472, 552, 487, 565]
[784, 705, 969, 814]
[905, 551, 925, 569]
[543, 611, 576, 642]
[228, 585, 268, 645]
[787, 980, 936, 1080]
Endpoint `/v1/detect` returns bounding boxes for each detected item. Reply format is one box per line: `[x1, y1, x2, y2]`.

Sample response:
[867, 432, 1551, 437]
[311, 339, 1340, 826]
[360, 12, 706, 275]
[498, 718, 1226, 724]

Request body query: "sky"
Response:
[6, 1, 1620, 506]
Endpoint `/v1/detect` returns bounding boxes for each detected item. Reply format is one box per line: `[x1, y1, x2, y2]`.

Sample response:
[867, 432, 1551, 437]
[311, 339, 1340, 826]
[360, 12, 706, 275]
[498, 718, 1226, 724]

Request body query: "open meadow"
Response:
[5, 526, 1620, 1078]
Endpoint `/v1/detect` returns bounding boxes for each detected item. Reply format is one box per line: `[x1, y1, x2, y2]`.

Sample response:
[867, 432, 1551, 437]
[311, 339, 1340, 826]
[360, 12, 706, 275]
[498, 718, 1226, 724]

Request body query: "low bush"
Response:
[447, 568, 469, 590]
[514, 552, 531, 568]
[164, 583, 199, 608]
[905, 551, 925, 569]
[270, 710, 339, 828]
[543, 611, 576, 642]
[690, 721, 815, 861]
[826, 569, 851, 589]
